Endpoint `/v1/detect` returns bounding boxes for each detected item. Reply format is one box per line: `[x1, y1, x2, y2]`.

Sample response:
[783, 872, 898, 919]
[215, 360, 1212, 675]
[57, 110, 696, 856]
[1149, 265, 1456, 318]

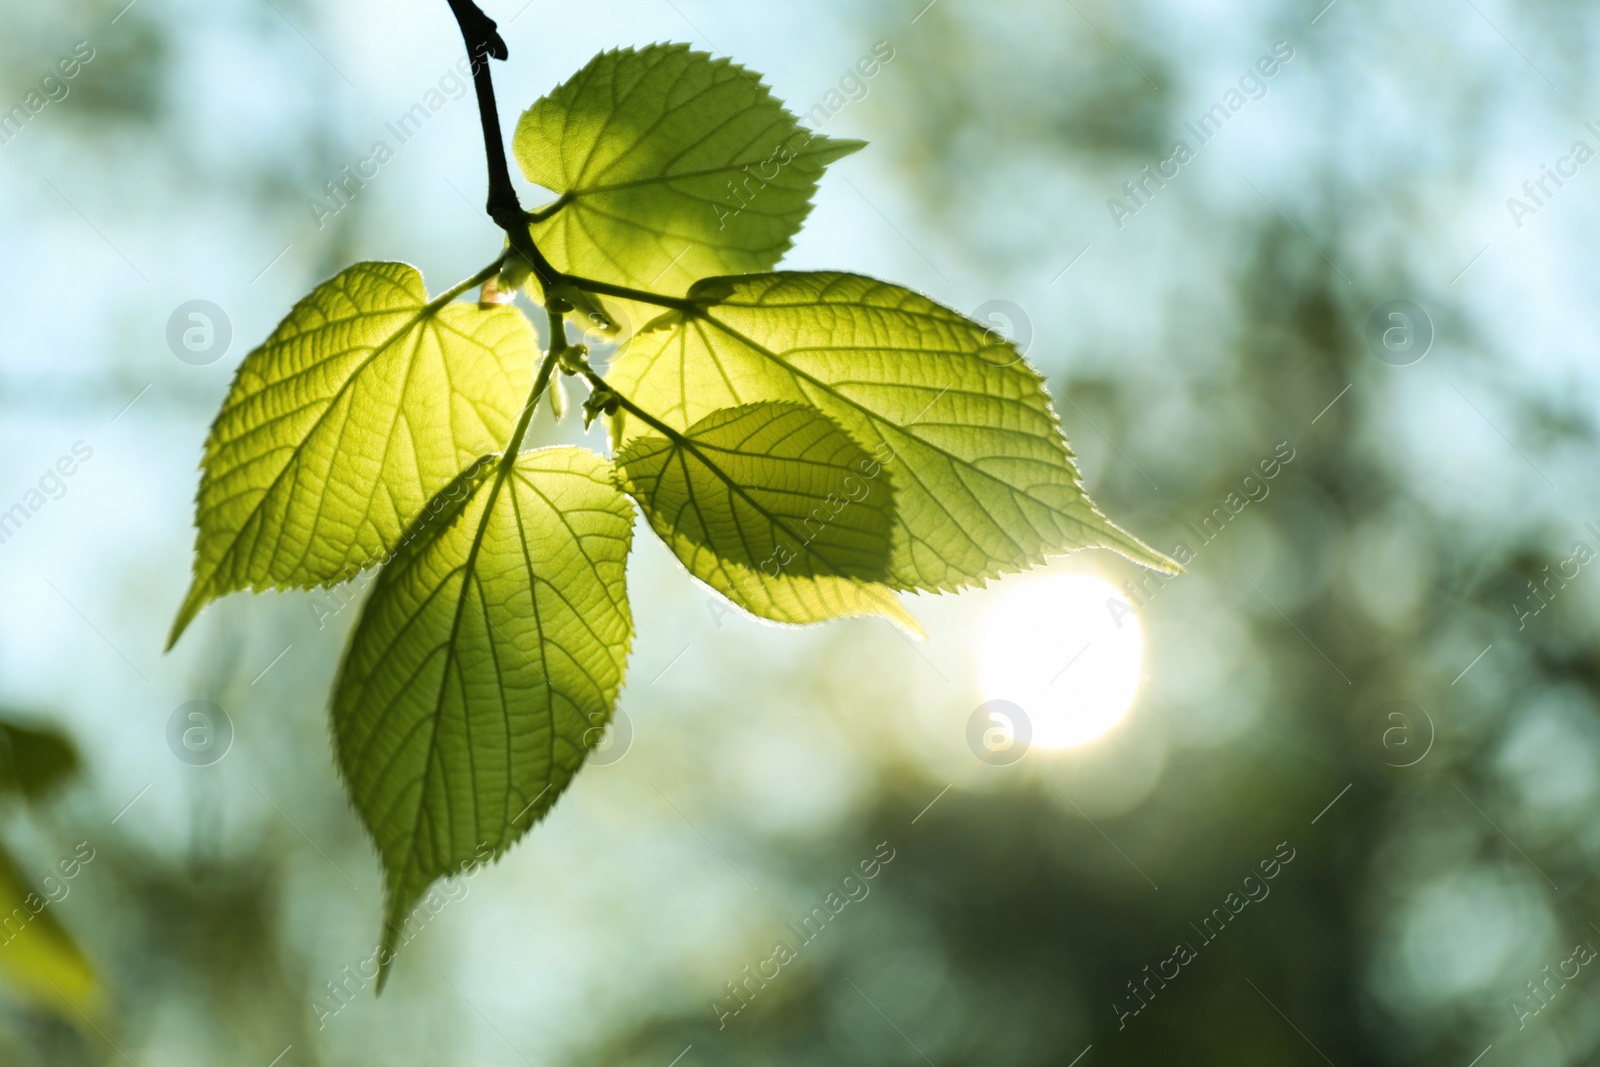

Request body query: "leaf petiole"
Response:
[430, 252, 512, 312]
[565, 351, 683, 446]
[560, 274, 698, 314]
[498, 345, 563, 474]
[526, 195, 572, 224]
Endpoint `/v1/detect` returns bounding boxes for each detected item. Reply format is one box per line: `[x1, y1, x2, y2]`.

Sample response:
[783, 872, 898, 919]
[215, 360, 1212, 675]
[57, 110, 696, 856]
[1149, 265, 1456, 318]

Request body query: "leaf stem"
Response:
[429, 252, 511, 311]
[445, 1, 704, 319]
[560, 275, 699, 313]
[445, 0, 561, 293]
[545, 304, 569, 356]
[567, 351, 686, 445]
[499, 345, 563, 477]
[573, 352, 866, 576]
[527, 194, 572, 224]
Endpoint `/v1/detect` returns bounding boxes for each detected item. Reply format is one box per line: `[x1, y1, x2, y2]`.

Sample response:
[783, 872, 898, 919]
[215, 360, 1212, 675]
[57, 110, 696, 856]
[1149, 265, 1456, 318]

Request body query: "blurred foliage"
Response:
[0, 1, 166, 127]
[568, 3, 1600, 1067]
[0, 716, 94, 1026]
[0, 719, 79, 802]
[2, 0, 1600, 1065]
[0, 841, 97, 1027]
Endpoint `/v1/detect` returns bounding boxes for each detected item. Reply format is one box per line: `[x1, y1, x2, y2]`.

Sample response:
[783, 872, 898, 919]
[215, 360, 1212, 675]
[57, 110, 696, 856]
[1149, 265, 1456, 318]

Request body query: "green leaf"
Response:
[330, 447, 634, 988]
[515, 44, 863, 331]
[607, 273, 1177, 591]
[616, 401, 916, 629]
[169, 262, 536, 647]
[0, 839, 97, 1022]
[0, 719, 79, 802]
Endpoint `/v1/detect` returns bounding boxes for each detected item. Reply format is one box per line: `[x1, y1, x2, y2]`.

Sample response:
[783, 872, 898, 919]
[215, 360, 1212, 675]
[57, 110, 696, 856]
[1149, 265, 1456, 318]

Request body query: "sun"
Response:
[976, 573, 1145, 751]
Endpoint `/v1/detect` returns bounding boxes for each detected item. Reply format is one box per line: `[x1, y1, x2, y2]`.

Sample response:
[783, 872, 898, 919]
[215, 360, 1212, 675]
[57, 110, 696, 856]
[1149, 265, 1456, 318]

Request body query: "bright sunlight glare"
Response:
[977, 574, 1144, 751]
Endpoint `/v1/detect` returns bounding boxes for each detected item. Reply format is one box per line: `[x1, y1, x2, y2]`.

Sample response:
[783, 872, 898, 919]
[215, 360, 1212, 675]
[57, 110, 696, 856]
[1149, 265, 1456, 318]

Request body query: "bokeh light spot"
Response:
[977, 574, 1144, 750]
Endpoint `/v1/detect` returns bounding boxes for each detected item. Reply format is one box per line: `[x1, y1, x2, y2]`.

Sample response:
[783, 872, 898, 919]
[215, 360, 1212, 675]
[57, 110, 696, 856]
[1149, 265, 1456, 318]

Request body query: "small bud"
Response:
[478, 276, 513, 309]
[549, 376, 567, 421]
[497, 255, 532, 294]
[558, 343, 589, 376]
[550, 284, 618, 338]
[581, 383, 619, 430]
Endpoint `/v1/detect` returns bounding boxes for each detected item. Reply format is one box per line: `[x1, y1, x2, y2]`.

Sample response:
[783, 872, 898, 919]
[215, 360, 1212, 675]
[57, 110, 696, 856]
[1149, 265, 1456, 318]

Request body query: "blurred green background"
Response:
[2, 0, 1598, 1063]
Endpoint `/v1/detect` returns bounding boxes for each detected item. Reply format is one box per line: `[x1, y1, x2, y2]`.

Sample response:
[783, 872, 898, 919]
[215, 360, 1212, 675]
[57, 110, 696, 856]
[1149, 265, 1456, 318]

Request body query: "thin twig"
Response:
[444, 0, 559, 291]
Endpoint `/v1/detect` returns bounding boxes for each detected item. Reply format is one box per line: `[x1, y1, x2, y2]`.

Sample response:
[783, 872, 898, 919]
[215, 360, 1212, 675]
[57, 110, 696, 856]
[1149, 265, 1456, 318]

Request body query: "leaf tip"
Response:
[887, 606, 926, 641]
[865, 585, 923, 638]
[825, 135, 869, 159]
[164, 581, 209, 651]
[373, 957, 394, 997]
[373, 876, 417, 995]
[1109, 534, 1184, 577]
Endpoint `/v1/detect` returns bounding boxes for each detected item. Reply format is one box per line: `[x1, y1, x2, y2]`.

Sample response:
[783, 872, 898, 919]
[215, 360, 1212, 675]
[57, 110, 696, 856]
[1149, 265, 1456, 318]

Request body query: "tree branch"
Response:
[445, 0, 560, 292]
[445, 1, 700, 323]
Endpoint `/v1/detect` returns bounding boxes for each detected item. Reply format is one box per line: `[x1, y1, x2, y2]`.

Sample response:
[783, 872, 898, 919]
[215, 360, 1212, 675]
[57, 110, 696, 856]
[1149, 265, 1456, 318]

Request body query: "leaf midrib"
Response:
[681, 308, 1110, 562]
[627, 417, 882, 582]
[545, 138, 851, 199]
[201, 287, 495, 597]
[394, 457, 518, 905]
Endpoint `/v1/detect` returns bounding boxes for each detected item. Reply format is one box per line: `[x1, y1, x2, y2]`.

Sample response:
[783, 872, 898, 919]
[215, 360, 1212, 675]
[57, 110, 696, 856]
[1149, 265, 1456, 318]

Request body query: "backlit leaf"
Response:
[515, 44, 863, 332]
[616, 401, 915, 629]
[606, 272, 1177, 591]
[0, 840, 97, 1022]
[170, 262, 536, 647]
[330, 447, 634, 987]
